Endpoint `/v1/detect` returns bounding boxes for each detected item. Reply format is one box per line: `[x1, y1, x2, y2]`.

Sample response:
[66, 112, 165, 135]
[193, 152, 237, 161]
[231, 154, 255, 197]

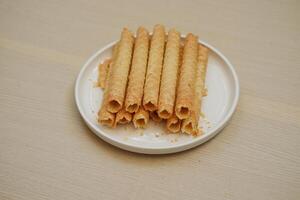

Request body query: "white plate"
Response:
[75, 38, 239, 154]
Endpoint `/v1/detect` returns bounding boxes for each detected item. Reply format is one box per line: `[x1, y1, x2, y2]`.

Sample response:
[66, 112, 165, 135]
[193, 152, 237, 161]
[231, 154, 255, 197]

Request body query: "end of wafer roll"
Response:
[114, 108, 132, 127]
[143, 101, 157, 112]
[166, 114, 181, 133]
[181, 117, 200, 135]
[107, 98, 123, 113]
[150, 110, 162, 123]
[157, 107, 173, 119]
[98, 109, 115, 128]
[133, 107, 149, 128]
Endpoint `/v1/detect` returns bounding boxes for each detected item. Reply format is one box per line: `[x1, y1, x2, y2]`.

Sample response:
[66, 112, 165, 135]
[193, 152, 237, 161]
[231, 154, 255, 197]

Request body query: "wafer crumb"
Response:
[203, 88, 208, 96]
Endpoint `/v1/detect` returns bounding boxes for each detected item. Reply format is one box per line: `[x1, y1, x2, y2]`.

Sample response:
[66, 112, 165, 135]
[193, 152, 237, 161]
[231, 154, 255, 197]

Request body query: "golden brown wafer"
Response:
[157, 28, 181, 119]
[114, 108, 132, 126]
[198, 44, 209, 97]
[125, 27, 149, 113]
[143, 24, 166, 111]
[166, 114, 181, 133]
[98, 59, 112, 89]
[98, 108, 115, 127]
[149, 110, 162, 123]
[106, 28, 134, 113]
[133, 106, 149, 128]
[181, 44, 208, 135]
[98, 44, 120, 127]
[175, 33, 198, 119]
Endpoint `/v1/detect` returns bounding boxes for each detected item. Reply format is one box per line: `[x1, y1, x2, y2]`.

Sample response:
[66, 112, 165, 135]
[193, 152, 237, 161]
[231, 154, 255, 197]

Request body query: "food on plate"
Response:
[149, 110, 162, 123]
[97, 44, 119, 127]
[97, 25, 209, 136]
[166, 114, 181, 133]
[114, 108, 132, 126]
[182, 44, 208, 135]
[125, 27, 149, 113]
[175, 33, 198, 119]
[143, 24, 166, 112]
[157, 28, 181, 119]
[106, 28, 134, 113]
[98, 59, 111, 88]
[133, 106, 149, 128]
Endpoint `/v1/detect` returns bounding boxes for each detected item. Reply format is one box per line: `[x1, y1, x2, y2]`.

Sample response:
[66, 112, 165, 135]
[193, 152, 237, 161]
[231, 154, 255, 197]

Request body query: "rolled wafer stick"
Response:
[181, 44, 208, 135]
[150, 110, 162, 123]
[98, 44, 120, 127]
[98, 59, 112, 88]
[198, 44, 209, 98]
[157, 28, 181, 119]
[175, 33, 198, 119]
[133, 106, 149, 128]
[166, 114, 181, 133]
[125, 27, 150, 113]
[166, 46, 183, 132]
[143, 24, 166, 111]
[107, 28, 134, 113]
[114, 108, 132, 126]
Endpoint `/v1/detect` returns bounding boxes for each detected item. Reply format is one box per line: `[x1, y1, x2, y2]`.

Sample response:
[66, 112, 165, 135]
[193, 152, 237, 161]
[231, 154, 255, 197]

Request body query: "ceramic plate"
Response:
[75, 38, 239, 154]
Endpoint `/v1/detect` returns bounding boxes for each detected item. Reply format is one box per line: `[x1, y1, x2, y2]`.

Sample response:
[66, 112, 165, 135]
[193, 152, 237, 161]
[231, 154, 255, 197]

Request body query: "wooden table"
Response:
[1, 1, 299, 199]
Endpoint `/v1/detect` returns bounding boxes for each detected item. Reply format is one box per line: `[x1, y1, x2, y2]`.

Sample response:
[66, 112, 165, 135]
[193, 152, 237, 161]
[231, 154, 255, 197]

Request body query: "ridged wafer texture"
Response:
[157, 28, 181, 119]
[107, 28, 134, 113]
[175, 33, 198, 119]
[181, 44, 208, 135]
[114, 108, 132, 126]
[133, 106, 149, 128]
[166, 114, 181, 133]
[198, 44, 209, 97]
[143, 24, 166, 112]
[98, 44, 119, 127]
[98, 59, 112, 89]
[125, 27, 150, 113]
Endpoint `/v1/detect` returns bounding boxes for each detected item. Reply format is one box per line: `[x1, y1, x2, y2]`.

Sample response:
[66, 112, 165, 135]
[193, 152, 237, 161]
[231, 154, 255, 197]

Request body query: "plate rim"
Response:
[75, 39, 240, 154]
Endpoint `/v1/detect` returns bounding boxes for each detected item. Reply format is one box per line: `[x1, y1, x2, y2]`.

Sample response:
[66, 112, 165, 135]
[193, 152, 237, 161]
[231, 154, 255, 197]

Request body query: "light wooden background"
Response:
[0, 0, 299, 199]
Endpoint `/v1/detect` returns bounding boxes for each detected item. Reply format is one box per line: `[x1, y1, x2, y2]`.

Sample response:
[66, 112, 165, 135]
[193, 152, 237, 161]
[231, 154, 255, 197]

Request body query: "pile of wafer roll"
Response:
[97, 25, 208, 135]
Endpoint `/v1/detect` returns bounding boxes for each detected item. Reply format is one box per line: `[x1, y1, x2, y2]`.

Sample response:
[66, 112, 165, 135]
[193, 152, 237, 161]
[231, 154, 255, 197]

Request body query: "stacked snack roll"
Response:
[98, 25, 208, 135]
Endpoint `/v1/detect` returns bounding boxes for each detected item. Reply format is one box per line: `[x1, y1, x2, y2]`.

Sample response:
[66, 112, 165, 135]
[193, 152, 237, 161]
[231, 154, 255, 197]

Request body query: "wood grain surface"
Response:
[0, 0, 299, 199]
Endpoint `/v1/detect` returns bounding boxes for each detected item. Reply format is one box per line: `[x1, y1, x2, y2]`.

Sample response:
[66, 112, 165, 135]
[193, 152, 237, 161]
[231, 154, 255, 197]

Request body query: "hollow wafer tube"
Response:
[150, 110, 162, 123]
[98, 44, 120, 127]
[157, 29, 181, 119]
[175, 33, 198, 119]
[114, 108, 132, 126]
[133, 107, 149, 128]
[125, 27, 149, 113]
[181, 44, 208, 135]
[143, 24, 166, 112]
[107, 28, 134, 113]
[166, 114, 181, 133]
